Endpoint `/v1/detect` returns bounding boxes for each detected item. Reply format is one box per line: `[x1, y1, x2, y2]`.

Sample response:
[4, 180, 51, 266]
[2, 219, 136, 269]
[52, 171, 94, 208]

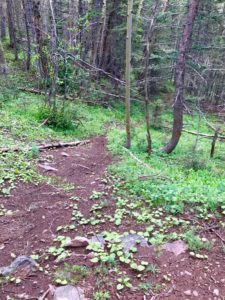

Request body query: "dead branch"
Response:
[0, 140, 90, 154]
[182, 129, 225, 140]
[150, 284, 176, 300]
[18, 87, 46, 95]
[38, 285, 55, 300]
[212, 229, 225, 243]
[123, 147, 152, 170]
[210, 127, 220, 158]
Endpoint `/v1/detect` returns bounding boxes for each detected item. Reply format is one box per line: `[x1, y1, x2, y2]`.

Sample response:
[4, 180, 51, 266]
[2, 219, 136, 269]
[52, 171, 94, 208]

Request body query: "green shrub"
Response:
[37, 102, 81, 129]
[184, 156, 209, 172]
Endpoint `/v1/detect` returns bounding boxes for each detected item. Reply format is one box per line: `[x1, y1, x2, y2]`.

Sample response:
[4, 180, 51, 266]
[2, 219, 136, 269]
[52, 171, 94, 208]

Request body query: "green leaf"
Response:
[116, 284, 124, 290]
[137, 265, 145, 272]
[91, 257, 99, 263]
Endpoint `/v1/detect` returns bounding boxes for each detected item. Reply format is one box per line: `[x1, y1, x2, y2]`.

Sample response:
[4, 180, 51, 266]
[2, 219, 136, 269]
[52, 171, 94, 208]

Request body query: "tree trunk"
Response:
[163, 0, 198, 154]
[98, 0, 107, 68]
[48, 0, 58, 107]
[6, 0, 18, 60]
[0, 5, 6, 40]
[33, 0, 49, 80]
[125, 0, 133, 149]
[0, 39, 7, 74]
[143, 0, 160, 154]
[22, 0, 31, 71]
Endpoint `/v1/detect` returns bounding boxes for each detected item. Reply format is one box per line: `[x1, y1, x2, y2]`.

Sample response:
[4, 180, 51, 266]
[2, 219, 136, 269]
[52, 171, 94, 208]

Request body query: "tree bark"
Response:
[48, 0, 58, 107]
[0, 5, 6, 40]
[22, 0, 31, 71]
[163, 0, 198, 154]
[125, 0, 133, 149]
[143, 0, 160, 154]
[33, 0, 49, 80]
[0, 39, 7, 74]
[6, 0, 18, 60]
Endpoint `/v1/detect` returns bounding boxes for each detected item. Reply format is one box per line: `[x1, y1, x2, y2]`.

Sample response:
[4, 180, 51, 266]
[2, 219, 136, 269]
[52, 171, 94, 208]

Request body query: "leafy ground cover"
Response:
[0, 73, 225, 299]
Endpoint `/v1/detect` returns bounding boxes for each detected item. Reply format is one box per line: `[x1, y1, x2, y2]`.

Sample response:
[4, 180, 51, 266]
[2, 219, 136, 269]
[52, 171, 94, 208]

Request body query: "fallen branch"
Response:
[19, 87, 109, 106]
[150, 284, 176, 300]
[212, 229, 225, 243]
[0, 140, 90, 154]
[210, 127, 221, 158]
[182, 129, 225, 140]
[38, 285, 55, 300]
[123, 147, 152, 170]
[163, 125, 225, 140]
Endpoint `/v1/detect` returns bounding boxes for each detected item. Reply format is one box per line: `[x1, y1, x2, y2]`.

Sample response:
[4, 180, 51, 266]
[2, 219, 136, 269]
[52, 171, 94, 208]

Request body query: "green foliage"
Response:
[151, 99, 164, 130]
[162, 80, 175, 93]
[183, 230, 213, 252]
[138, 282, 152, 292]
[108, 112, 225, 216]
[37, 102, 80, 129]
[93, 290, 110, 300]
[54, 263, 89, 285]
[0, 75, 20, 104]
[184, 156, 209, 172]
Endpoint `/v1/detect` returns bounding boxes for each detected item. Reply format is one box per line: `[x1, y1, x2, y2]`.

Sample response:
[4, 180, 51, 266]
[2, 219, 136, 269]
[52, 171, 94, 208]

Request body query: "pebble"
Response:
[193, 291, 198, 297]
[213, 289, 219, 296]
[184, 290, 192, 296]
[184, 271, 192, 276]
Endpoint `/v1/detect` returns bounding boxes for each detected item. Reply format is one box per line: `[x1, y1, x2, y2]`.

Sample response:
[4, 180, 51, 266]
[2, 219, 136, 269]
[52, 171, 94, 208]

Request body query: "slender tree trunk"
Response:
[22, 0, 31, 71]
[0, 5, 6, 40]
[143, 0, 160, 154]
[33, 0, 49, 80]
[125, 0, 133, 149]
[98, 0, 107, 68]
[48, 0, 58, 107]
[163, 0, 198, 154]
[6, 0, 18, 60]
[137, 0, 144, 19]
[0, 39, 7, 74]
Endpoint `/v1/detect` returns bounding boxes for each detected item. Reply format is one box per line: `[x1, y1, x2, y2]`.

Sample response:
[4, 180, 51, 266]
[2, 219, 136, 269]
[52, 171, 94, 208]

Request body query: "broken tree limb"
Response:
[0, 140, 90, 154]
[210, 127, 220, 158]
[123, 147, 152, 170]
[19, 86, 144, 104]
[182, 129, 225, 140]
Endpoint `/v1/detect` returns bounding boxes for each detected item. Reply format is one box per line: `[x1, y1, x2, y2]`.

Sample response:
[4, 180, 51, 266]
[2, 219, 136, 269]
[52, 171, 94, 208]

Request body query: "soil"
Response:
[0, 136, 224, 300]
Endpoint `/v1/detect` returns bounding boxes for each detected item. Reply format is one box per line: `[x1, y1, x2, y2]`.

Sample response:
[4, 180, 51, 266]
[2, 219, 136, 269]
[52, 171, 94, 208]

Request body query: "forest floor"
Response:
[0, 135, 225, 300]
[0, 60, 225, 299]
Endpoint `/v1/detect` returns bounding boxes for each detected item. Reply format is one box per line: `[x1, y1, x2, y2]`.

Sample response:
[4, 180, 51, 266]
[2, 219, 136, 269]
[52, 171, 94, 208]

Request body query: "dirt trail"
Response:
[0, 136, 112, 299]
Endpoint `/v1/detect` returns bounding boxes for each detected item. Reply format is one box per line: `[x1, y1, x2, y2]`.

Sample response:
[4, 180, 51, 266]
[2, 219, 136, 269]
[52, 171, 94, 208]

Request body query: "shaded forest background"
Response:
[0, 0, 225, 152]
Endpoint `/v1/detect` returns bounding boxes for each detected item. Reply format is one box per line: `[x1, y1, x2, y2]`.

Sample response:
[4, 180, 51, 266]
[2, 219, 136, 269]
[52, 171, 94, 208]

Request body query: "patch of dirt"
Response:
[0, 136, 224, 300]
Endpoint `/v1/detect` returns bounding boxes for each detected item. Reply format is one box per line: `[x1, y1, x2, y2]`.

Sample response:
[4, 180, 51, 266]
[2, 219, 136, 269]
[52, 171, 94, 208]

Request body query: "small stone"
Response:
[87, 252, 95, 259]
[61, 152, 69, 157]
[162, 240, 188, 256]
[184, 271, 192, 276]
[64, 237, 89, 248]
[38, 164, 58, 172]
[54, 285, 86, 300]
[184, 290, 192, 296]
[120, 234, 149, 252]
[91, 234, 105, 248]
[0, 256, 38, 276]
[193, 291, 198, 297]
[213, 289, 219, 296]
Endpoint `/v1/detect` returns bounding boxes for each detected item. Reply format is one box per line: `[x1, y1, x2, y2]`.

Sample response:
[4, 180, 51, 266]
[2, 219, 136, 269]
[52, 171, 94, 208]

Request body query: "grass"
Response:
[107, 115, 225, 216]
